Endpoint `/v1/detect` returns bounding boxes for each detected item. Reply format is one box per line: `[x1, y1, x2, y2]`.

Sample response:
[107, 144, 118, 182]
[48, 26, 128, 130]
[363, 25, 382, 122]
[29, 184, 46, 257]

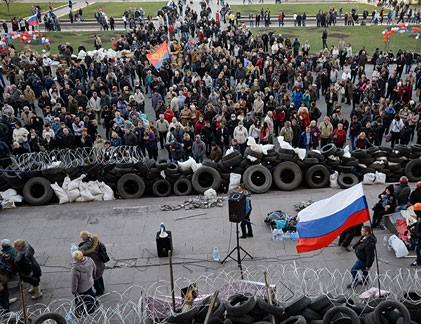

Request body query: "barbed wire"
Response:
[2, 264, 421, 323]
[7, 146, 145, 172]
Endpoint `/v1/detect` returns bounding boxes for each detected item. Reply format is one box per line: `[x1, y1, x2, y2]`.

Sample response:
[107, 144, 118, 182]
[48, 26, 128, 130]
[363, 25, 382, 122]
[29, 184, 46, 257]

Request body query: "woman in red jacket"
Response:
[332, 123, 347, 148]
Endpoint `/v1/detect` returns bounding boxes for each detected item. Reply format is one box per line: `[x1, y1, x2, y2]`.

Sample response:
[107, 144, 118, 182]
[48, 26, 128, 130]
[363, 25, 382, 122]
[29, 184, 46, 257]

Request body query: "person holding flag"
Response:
[26, 13, 39, 27]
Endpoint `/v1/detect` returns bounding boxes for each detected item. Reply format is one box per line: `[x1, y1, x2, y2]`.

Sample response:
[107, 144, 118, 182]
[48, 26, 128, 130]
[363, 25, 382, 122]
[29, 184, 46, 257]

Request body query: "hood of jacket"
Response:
[72, 257, 90, 273]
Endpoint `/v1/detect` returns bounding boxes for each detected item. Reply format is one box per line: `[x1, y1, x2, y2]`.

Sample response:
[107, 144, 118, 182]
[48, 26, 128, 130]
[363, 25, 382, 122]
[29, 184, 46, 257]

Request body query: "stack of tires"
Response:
[6, 143, 421, 206]
[162, 293, 420, 323]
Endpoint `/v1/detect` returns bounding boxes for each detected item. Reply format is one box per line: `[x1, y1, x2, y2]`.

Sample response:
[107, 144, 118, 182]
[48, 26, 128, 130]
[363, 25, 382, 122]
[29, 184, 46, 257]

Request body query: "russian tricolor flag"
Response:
[296, 183, 370, 253]
[26, 14, 39, 27]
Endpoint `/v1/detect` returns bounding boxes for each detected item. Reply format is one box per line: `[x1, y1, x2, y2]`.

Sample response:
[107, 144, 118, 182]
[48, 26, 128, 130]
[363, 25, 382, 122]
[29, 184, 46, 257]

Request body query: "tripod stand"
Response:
[221, 222, 253, 279]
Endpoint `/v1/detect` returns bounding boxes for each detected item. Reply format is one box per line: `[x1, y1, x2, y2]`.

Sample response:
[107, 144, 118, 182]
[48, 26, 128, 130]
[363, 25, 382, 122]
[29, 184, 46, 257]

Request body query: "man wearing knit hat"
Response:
[0, 239, 17, 311]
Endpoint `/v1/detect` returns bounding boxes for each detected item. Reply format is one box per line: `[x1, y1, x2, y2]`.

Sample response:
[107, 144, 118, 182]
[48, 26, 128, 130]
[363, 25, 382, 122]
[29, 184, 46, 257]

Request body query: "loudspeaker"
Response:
[228, 192, 246, 223]
[156, 231, 173, 257]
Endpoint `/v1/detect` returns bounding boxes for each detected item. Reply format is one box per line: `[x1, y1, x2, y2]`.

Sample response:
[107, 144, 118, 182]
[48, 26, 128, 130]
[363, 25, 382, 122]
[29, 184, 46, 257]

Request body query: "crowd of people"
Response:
[0, 0, 419, 165]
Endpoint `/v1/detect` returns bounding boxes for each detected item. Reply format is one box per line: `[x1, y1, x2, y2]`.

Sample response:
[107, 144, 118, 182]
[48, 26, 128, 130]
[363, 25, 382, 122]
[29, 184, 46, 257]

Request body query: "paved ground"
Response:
[1, 183, 416, 310]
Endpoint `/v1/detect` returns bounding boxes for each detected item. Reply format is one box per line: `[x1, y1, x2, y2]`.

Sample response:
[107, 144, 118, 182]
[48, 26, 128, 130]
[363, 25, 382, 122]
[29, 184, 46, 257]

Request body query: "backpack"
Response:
[98, 242, 110, 263]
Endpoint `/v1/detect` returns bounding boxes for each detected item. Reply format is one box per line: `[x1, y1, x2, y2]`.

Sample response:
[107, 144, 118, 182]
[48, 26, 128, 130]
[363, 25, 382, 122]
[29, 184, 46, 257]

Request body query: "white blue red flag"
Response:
[26, 14, 39, 27]
[296, 183, 370, 253]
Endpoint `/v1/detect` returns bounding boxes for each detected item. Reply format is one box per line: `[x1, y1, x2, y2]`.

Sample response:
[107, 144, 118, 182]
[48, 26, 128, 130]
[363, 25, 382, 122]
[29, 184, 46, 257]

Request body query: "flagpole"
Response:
[367, 202, 382, 296]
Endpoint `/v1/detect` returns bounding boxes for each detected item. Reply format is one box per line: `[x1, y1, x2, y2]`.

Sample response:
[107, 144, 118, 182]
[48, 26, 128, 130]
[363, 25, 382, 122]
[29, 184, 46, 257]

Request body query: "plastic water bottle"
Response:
[70, 243, 78, 254]
[160, 222, 166, 233]
[284, 231, 291, 240]
[383, 235, 388, 247]
[387, 243, 392, 252]
[212, 247, 220, 261]
[65, 313, 74, 324]
[290, 231, 299, 241]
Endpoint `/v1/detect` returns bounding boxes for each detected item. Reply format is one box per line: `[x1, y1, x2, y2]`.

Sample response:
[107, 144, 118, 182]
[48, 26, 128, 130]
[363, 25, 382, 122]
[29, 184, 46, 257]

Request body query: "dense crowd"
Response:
[0, 0, 419, 166]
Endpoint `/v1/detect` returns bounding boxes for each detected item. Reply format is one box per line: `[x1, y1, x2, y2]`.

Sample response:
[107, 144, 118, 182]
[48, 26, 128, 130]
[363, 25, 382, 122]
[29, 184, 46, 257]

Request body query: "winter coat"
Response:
[78, 235, 104, 280]
[192, 140, 206, 160]
[352, 234, 376, 269]
[15, 243, 41, 278]
[71, 257, 96, 295]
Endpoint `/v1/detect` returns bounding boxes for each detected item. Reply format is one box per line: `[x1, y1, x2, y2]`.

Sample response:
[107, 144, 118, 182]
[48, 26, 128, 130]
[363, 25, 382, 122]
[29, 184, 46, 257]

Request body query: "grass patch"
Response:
[253, 25, 420, 54]
[0, 2, 66, 20]
[9, 31, 121, 54]
[63, 2, 166, 20]
[231, 3, 388, 16]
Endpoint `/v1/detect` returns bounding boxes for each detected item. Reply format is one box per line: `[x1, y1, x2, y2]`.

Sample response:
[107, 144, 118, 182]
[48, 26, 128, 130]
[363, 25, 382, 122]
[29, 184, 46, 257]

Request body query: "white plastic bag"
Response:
[277, 136, 294, 150]
[178, 157, 194, 171]
[374, 171, 386, 184]
[6, 194, 23, 203]
[50, 182, 69, 204]
[80, 189, 95, 202]
[343, 145, 351, 158]
[68, 174, 86, 191]
[247, 136, 263, 153]
[388, 234, 409, 258]
[330, 171, 340, 188]
[225, 147, 234, 155]
[261, 144, 274, 155]
[246, 155, 258, 162]
[204, 188, 217, 199]
[294, 148, 306, 160]
[191, 162, 202, 172]
[229, 173, 242, 192]
[363, 173, 376, 185]
[99, 182, 115, 201]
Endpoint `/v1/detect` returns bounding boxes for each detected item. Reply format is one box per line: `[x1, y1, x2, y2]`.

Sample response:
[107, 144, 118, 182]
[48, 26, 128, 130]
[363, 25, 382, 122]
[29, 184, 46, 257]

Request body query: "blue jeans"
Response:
[351, 258, 368, 283]
[416, 245, 421, 264]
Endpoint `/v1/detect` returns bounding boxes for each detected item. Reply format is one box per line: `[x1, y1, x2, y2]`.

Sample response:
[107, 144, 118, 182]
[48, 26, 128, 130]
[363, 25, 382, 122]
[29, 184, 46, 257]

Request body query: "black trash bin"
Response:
[156, 231, 173, 257]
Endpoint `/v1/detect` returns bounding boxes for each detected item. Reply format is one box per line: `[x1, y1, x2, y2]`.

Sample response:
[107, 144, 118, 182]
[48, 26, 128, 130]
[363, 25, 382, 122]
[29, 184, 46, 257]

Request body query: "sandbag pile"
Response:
[161, 292, 420, 324]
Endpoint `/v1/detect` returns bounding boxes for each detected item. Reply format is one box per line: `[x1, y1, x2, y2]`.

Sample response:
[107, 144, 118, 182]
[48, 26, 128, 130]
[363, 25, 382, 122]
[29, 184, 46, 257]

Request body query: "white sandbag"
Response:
[6, 194, 23, 203]
[88, 181, 102, 196]
[99, 182, 115, 201]
[229, 173, 242, 192]
[363, 173, 376, 185]
[67, 189, 81, 202]
[80, 189, 95, 202]
[62, 176, 71, 191]
[204, 188, 217, 199]
[93, 194, 103, 201]
[388, 234, 409, 258]
[330, 171, 340, 188]
[294, 148, 306, 160]
[79, 181, 89, 192]
[75, 196, 83, 202]
[247, 136, 262, 153]
[225, 147, 234, 155]
[68, 174, 86, 191]
[246, 155, 258, 162]
[191, 162, 202, 172]
[178, 157, 194, 171]
[0, 189, 18, 200]
[261, 144, 274, 155]
[1, 200, 15, 209]
[50, 182, 69, 204]
[374, 171, 386, 184]
[277, 136, 294, 150]
[343, 145, 351, 158]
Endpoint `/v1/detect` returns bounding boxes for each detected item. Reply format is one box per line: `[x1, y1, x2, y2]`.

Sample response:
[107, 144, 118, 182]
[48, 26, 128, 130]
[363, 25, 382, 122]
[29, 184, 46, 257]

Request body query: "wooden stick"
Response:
[20, 281, 28, 324]
[174, 213, 207, 220]
[169, 250, 176, 312]
[264, 271, 276, 324]
[203, 290, 219, 324]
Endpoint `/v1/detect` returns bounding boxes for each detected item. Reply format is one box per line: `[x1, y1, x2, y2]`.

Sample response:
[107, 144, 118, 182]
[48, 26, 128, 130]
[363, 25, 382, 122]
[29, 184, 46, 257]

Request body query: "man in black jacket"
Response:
[347, 226, 376, 288]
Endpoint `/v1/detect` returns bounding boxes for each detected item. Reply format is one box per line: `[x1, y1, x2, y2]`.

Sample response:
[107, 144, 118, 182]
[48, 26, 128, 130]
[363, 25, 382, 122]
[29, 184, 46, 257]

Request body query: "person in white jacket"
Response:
[233, 121, 248, 155]
[12, 123, 30, 152]
[89, 92, 102, 124]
